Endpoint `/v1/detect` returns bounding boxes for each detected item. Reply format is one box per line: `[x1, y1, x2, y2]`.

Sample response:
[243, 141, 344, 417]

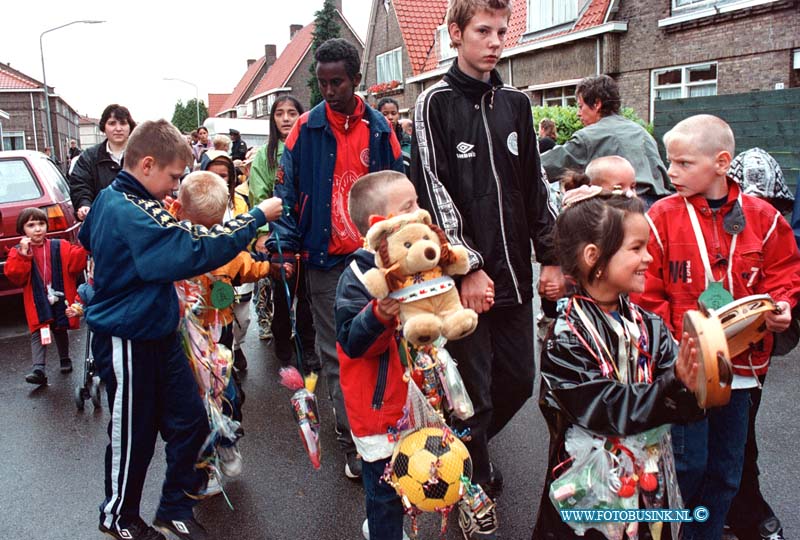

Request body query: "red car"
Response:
[0, 150, 81, 296]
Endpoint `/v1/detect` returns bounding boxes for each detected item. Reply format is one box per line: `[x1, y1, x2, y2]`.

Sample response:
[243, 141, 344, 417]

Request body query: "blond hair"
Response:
[213, 134, 232, 152]
[447, 0, 512, 33]
[125, 120, 192, 169]
[349, 171, 411, 236]
[585, 155, 636, 190]
[663, 114, 735, 158]
[178, 171, 229, 228]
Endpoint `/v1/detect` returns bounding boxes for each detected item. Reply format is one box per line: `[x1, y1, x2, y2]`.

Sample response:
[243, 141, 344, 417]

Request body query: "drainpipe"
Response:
[30, 92, 39, 151]
[508, 57, 513, 87]
[596, 37, 601, 75]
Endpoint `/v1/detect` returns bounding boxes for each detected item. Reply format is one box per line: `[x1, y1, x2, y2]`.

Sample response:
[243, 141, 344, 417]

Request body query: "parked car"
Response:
[0, 150, 81, 296]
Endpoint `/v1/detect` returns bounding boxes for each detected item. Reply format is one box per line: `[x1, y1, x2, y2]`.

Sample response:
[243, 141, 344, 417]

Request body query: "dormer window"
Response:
[437, 24, 457, 62]
[527, 0, 590, 33]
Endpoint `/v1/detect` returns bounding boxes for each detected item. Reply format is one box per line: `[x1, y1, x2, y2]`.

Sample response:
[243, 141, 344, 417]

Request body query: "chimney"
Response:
[247, 59, 256, 68]
[332, 0, 342, 12]
[264, 45, 277, 70]
[290, 24, 303, 39]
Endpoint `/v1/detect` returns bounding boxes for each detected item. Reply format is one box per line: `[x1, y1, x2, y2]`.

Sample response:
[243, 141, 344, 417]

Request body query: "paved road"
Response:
[0, 294, 797, 540]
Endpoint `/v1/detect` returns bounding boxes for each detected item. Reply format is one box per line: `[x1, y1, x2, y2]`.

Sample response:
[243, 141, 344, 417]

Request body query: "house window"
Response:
[437, 25, 457, 62]
[267, 94, 276, 113]
[527, 0, 588, 33]
[376, 47, 402, 84]
[2, 131, 25, 150]
[542, 85, 577, 107]
[672, 0, 715, 11]
[256, 97, 266, 117]
[651, 62, 717, 118]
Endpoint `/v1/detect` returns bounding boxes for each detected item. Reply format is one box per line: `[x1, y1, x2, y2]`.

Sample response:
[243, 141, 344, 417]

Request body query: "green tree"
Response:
[532, 105, 653, 144]
[307, 0, 342, 108]
[171, 98, 209, 133]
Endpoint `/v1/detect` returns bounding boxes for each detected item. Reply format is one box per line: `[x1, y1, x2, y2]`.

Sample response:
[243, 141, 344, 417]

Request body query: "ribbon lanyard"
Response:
[684, 197, 739, 293]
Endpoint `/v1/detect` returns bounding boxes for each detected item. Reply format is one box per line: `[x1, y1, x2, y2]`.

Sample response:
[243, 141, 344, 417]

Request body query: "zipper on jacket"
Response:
[480, 89, 522, 303]
[372, 350, 390, 410]
[710, 210, 722, 277]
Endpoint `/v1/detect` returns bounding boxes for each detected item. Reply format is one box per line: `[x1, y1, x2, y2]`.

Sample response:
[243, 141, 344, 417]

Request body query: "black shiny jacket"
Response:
[69, 139, 122, 210]
[533, 295, 703, 540]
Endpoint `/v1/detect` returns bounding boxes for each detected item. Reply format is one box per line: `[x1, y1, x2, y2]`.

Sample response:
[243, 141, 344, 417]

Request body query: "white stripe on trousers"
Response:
[103, 338, 134, 529]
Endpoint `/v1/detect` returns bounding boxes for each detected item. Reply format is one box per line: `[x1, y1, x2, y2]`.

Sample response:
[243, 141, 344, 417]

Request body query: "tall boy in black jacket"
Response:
[410, 0, 560, 537]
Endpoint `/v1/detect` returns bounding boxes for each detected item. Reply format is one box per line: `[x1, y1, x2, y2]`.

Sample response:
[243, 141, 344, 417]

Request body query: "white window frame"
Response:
[437, 24, 457, 62]
[256, 97, 266, 117]
[672, 0, 715, 11]
[541, 85, 577, 107]
[2, 130, 26, 150]
[527, 0, 585, 33]
[376, 47, 403, 84]
[267, 94, 276, 113]
[650, 61, 718, 120]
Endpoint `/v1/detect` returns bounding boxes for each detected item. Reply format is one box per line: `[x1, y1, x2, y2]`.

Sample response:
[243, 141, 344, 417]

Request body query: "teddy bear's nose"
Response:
[424, 247, 436, 260]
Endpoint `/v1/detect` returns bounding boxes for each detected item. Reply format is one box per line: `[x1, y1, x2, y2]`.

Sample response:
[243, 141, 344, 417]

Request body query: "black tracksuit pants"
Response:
[93, 331, 209, 530]
[445, 302, 535, 485]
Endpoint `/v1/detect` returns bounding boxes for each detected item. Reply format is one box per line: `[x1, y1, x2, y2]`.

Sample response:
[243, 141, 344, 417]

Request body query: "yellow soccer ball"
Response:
[390, 427, 472, 512]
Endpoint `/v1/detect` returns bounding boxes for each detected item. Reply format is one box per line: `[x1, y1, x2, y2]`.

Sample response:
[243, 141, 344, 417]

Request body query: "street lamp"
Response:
[163, 78, 201, 129]
[39, 20, 105, 152]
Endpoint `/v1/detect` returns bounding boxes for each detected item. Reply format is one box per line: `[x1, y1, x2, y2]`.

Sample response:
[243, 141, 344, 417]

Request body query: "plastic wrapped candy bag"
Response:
[434, 345, 474, 421]
[280, 366, 321, 469]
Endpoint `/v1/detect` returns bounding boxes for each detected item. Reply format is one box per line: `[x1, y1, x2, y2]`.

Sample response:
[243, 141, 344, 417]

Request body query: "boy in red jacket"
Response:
[635, 114, 800, 540]
[6, 207, 87, 385]
[335, 171, 419, 540]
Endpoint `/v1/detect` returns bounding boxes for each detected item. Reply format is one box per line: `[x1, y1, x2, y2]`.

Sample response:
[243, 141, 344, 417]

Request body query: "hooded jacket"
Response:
[78, 170, 266, 340]
[534, 294, 702, 539]
[267, 97, 403, 270]
[336, 248, 407, 438]
[411, 61, 556, 307]
[634, 181, 800, 376]
[69, 139, 123, 210]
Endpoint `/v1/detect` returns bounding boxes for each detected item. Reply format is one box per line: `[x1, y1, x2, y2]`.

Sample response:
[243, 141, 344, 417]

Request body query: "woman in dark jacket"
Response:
[69, 104, 135, 220]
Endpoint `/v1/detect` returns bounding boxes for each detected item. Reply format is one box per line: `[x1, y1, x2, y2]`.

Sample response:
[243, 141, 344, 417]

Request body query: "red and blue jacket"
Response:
[267, 97, 403, 270]
[336, 249, 408, 438]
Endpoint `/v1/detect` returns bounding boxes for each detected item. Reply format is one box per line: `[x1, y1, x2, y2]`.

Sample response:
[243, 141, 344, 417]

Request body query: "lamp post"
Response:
[164, 78, 201, 129]
[39, 20, 105, 152]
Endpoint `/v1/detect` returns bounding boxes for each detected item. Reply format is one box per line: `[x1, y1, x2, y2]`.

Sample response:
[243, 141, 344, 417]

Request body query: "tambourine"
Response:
[713, 294, 777, 358]
[683, 307, 732, 408]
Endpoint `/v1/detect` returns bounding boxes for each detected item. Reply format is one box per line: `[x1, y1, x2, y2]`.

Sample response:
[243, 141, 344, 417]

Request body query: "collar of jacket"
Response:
[306, 95, 392, 134]
[444, 60, 504, 101]
[325, 95, 366, 133]
[684, 178, 745, 235]
[111, 170, 158, 201]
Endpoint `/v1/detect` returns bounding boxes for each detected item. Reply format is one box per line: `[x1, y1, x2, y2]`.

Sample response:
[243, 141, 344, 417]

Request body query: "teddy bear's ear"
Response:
[416, 209, 432, 225]
[368, 214, 386, 228]
[365, 218, 391, 250]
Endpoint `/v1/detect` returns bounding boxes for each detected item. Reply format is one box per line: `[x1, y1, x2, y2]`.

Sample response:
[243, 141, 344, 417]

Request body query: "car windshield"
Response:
[0, 159, 42, 203]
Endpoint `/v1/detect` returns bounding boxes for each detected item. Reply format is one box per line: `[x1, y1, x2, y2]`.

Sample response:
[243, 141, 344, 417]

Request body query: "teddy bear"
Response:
[361, 209, 478, 347]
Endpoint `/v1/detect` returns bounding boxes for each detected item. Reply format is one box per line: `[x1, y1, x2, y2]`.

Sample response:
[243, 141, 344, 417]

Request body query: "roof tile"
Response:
[218, 57, 267, 114]
[250, 23, 315, 99]
[0, 64, 40, 90]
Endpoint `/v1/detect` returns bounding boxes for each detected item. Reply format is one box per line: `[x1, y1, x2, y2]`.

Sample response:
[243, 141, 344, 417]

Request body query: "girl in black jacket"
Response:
[534, 188, 703, 540]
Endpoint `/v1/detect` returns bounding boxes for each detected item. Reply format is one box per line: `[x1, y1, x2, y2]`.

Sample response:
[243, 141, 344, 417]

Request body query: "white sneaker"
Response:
[217, 444, 243, 477]
[362, 518, 410, 540]
[458, 497, 498, 539]
[190, 468, 222, 499]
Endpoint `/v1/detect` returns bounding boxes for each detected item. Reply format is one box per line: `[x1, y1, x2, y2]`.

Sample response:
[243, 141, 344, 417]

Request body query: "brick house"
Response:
[614, 0, 800, 121]
[207, 94, 230, 118]
[0, 62, 80, 163]
[78, 116, 103, 149]
[212, 0, 363, 119]
[214, 50, 275, 118]
[361, 0, 448, 114]
[372, 0, 799, 123]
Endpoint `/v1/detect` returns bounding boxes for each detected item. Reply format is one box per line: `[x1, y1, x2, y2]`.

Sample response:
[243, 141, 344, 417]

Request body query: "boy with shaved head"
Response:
[634, 114, 800, 540]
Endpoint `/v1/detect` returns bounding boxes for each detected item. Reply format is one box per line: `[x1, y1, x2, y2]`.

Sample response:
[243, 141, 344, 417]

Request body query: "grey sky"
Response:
[3, 0, 371, 121]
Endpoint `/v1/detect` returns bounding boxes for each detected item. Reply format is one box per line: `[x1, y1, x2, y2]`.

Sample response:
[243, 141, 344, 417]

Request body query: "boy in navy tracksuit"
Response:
[336, 171, 419, 540]
[79, 120, 283, 540]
